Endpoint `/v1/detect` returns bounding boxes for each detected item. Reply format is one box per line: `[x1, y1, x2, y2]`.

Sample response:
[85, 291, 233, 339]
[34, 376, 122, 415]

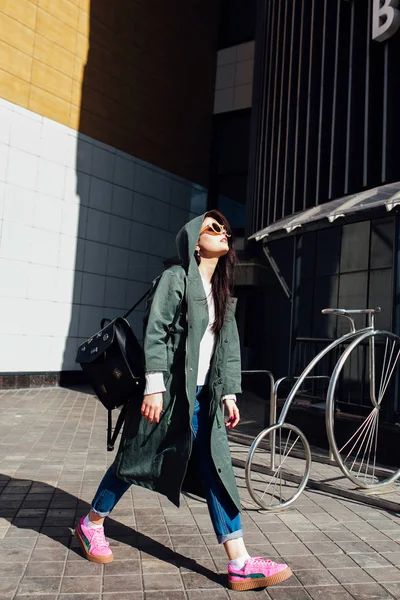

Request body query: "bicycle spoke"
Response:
[357, 409, 379, 484]
[379, 347, 400, 404]
[259, 433, 300, 503]
[378, 337, 390, 401]
[347, 409, 378, 479]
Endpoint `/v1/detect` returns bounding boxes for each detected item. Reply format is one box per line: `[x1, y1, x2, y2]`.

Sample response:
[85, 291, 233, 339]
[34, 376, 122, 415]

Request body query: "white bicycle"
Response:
[245, 308, 400, 510]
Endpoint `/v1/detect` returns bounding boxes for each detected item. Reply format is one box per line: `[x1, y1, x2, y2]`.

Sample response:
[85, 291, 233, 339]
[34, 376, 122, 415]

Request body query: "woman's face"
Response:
[197, 216, 230, 259]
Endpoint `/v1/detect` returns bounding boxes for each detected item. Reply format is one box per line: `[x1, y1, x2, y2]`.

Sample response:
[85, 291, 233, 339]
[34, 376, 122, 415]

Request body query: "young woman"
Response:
[75, 211, 292, 591]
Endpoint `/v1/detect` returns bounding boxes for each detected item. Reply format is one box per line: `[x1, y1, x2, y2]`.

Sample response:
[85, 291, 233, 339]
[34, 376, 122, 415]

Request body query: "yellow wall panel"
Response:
[80, 0, 90, 14]
[36, 8, 77, 54]
[34, 34, 75, 78]
[69, 103, 80, 130]
[0, 68, 30, 107]
[38, 0, 79, 31]
[77, 9, 89, 36]
[0, 0, 37, 30]
[75, 32, 89, 61]
[0, 12, 35, 56]
[0, 40, 32, 82]
[29, 85, 70, 126]
[31, 59, 73, 103]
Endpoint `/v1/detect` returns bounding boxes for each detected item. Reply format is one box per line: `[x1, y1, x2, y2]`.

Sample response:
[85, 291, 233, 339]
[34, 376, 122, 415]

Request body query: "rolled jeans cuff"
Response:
[90, 506, 111, 518]
[217, 529, 243, 544]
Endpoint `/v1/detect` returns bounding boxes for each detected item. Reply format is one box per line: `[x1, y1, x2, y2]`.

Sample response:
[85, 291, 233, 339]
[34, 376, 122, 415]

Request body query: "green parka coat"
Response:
[113, 214, 242, 511]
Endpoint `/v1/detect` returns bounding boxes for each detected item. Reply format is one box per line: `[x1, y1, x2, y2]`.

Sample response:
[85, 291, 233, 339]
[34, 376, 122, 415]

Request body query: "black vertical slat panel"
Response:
[246, 0, 270, 235]
[329, 0, 351, 200]
[303, 0, 324, 208]
[283, 0, 301, 216]
[247, 0, 400, 238]
[346, 0, 368, 194]
[267, 1, 284, 224]
[273, 1, 292, 220]
[256, 0, 271, 232]
[246, 0, 268, 234]
[363, 0, 371, 188]
[385, 25, 400, 183]
[293, 0, 312, 213]
[262, 0, 278, 228]
[366, 11, 385, 188]
[316, 0, 337, 204]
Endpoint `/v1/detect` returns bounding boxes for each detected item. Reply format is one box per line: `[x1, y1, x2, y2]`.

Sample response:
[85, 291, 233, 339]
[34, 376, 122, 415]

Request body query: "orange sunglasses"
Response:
[199, 221, 231, 237]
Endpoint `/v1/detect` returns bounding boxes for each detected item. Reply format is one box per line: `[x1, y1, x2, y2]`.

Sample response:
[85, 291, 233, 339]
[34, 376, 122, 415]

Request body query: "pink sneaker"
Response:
[228, 557, 292, 591]
[75, 516, 114, 564]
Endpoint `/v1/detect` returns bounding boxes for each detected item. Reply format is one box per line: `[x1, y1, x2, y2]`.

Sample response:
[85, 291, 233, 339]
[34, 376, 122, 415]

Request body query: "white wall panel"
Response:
[0, 98, 207, 375]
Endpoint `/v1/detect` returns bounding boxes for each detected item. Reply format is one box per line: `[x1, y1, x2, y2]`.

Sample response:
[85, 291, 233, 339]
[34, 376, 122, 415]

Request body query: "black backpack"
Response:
[75, 272, 185, 450]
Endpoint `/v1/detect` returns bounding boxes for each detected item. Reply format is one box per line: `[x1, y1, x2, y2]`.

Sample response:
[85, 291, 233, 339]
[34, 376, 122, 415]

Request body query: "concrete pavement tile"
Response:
[170, 534, 207, 547]
[317, 554, 357, 569]
[143, 571, 185, 591]
[382, 552, 400, 566]
[350, 552, 392, 568]
[59, 596, 100, 600]
[60, 576, 102, 594]
[283, 555, 323, 570]
[268, 588, 311, 599]
[35, 535, 70, 549]
[102, 575, 143, 593]
[14, 596, 57, 600]
[295, 532, 331, 543]
[180, 558, 215, 573]
[145, 593, 186, 600]
[0, 563, 25, 578]
[296, 569, 338, 586]
[364, 566, 400, 582]
[102, 594, 143, 599]
[264, 532, 299, 544]
[325, 530, 361, 542]
[335, 541, 375, 553]
[142, 559, 179, 573]
[17, 576, 61, 595]
[64, 561, 104, 576]
[187, 591, 229, 599]
[304, 542, 344, 555]
[304, 585, 353, 599]
[369, 540, 400, 553]
[382, 582, 400, 597]
[24, 561, 65, 577]
[181, 571, 223, 589]
[344, 583, 394, 599]
[103, 560, 140, 575]
[272, 542, 309, 555]
[328, 567, 375, 584]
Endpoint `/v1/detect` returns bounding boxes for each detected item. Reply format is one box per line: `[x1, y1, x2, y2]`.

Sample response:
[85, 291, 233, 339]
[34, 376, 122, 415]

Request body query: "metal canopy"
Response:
[249, 181, 400, 242]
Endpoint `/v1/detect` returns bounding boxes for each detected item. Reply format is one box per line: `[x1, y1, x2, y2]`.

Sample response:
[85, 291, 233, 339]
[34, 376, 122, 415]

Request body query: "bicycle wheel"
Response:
[245, 423, 312, 510]
[326, 330, 400, 488]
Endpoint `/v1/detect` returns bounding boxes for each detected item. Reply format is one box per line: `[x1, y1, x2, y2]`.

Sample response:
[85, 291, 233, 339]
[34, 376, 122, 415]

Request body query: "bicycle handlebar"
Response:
[322, 307, 381, 316]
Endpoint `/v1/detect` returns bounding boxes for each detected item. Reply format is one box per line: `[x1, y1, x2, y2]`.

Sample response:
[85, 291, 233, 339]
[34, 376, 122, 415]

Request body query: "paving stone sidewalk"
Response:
[1, 387, 400, 600]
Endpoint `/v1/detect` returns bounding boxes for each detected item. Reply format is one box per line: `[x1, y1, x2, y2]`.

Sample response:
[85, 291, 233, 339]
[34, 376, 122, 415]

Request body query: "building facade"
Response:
[246, 0, 400, 422]
[0, 1, 218, 387]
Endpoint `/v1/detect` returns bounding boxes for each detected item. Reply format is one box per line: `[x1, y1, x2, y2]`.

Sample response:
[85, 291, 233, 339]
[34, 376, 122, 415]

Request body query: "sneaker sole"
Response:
[74, 526, 114, 564]
[228, 566, 292, 591]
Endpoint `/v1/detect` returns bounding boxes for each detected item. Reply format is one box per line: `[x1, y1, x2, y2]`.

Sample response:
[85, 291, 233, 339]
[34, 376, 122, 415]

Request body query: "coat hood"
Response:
[175, 213, 206, 269]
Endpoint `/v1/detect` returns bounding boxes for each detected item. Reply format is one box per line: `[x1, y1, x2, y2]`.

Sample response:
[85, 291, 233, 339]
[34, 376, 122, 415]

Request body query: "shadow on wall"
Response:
[61, 1, 218, 377]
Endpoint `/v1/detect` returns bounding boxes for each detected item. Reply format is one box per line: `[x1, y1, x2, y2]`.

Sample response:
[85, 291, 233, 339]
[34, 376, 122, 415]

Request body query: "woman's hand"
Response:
[224, 398, 240, 429]
[141, 393, 163, 424]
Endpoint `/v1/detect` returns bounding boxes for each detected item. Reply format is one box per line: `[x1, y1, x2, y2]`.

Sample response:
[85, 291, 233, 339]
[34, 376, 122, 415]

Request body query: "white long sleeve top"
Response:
[144, 276, 236, 402]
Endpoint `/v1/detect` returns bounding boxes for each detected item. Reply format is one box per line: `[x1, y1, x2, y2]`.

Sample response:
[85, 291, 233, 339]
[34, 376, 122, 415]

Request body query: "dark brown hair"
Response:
[200, 210, 237, 334]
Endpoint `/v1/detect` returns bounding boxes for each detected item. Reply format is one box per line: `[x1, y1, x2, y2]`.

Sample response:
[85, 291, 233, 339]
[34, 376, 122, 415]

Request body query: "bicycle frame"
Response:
[277, 326, 375, 425]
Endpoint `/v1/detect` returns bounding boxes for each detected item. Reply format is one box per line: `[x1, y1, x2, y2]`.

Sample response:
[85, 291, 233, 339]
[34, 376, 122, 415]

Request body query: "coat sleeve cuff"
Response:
[144, 372, 166, 395]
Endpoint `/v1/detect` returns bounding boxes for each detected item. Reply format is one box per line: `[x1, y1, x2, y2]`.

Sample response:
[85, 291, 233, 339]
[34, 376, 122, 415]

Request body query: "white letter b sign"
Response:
[373, 0, 400, 42]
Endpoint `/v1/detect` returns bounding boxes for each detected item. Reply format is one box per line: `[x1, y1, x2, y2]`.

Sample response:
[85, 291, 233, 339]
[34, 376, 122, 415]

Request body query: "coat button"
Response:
[224, 339, 229, 343]
[189, 368, 193, 371]
[218, 468, 221, 473]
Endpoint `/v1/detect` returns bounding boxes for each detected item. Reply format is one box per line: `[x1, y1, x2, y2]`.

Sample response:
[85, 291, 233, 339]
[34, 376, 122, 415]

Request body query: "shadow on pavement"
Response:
[0, 473, 222, 585]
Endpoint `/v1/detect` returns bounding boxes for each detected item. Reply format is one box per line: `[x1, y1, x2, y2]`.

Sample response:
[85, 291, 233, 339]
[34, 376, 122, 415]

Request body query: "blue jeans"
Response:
[91, 386, 242, 543]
